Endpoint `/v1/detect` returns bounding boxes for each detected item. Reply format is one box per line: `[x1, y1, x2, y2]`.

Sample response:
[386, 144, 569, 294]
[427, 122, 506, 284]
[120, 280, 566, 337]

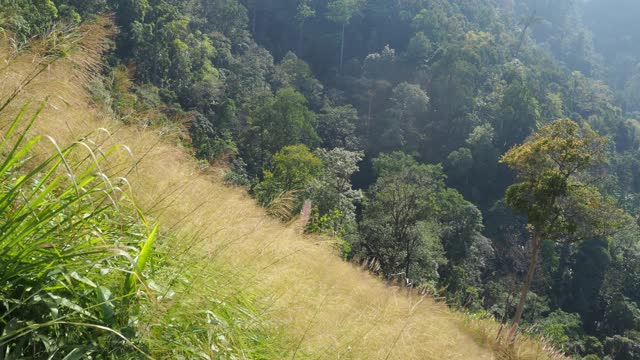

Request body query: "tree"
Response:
[307, 148, 363, 245]
[273, 52, 324, 110]
[2, 0, 59, 41]
[199, 0, 249, 44]
[404, 32, 432, 67]
[59, 0, 107, 17]
[295, 0, 315, 55]
[363, 45, 397, 81]
[326, 0, 362, 72]
[380, 82, 429, 153]
[358, 152, 446, 283]
[533, 310, 585, 353]
[500, 118, 625, 341]
[316, 105, 360, 150]
[242, 88, 319, 174]
[495, 78, 541, 151]
[254, 144, 323, 213]
[308, 148, 364, 215]
[513, 12, 542, 57]
[445, 147, 473, 184]
[623, 63, 640, 112]
[410, 1, 463, 42]
[571, 238, 611, 329]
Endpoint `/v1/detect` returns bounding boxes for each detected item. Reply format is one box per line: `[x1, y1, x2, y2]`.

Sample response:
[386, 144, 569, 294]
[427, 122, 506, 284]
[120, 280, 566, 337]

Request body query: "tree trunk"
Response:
[367, 93, 374, 140]
[405, 244, 412, 283]
[514, 23, 529, 57]
[152, 21, 159, 86]
[251, 2, 257, 34]
[297, 21, 305, 56]
[507, 234, 542, 342]
[339, 23, 346, 72]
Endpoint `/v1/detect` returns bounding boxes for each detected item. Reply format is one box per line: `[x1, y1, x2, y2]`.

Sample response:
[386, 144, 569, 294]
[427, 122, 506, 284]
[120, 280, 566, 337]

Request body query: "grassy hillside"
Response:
[0, 23, 561, 360]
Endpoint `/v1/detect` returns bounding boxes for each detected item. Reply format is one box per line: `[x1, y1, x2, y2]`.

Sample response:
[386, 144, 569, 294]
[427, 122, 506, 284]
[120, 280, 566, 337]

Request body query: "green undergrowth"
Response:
[140, 243, 288, 359]
[0, 102, 152, 359]
[0, 102, 286, 359]
[459, 311, 565, 360]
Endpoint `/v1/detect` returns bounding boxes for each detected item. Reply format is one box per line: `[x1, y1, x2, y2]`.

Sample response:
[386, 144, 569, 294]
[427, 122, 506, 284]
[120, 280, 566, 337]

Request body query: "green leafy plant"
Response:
[0, 102, 155, 359]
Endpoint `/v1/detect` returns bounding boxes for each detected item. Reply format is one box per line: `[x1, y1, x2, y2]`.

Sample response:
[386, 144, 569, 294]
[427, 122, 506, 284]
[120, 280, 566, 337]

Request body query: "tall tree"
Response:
[380, 82, 429, 153]
[242, 87, 319, 175]
[495, 79, 541, 151]
[295, 0, 315, 55]
[307, 148, 363, 243]
[326, 0, 362, 72]
[500, 119, 624, 341]
[359, 152, 446, 283]
[273, 52, 324, 110]
[316, 105, 360, 151]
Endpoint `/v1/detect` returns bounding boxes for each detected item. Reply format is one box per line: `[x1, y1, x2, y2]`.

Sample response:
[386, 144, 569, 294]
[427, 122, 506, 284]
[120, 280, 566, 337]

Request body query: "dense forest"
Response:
[2, 0, 640, 359]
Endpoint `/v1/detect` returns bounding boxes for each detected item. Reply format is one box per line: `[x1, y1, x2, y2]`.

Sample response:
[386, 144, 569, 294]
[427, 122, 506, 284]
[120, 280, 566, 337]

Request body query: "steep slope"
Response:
[0, 29, 557, 360]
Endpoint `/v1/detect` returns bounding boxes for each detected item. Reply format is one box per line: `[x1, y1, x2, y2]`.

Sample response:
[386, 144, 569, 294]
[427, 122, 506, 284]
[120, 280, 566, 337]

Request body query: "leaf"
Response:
[124, 223, 159, 293]
[70, 272, 97, 288]
[96, 286, 115, 326]
[61, 348, 85, 360]
[49, 294, 93, 318]
[137, 223, 159, 273]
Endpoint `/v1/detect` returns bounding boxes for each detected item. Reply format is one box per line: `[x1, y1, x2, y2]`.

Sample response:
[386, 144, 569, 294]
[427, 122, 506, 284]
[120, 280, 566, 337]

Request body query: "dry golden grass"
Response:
[0, 24, 564, 360]
[462, 316, 567, 360]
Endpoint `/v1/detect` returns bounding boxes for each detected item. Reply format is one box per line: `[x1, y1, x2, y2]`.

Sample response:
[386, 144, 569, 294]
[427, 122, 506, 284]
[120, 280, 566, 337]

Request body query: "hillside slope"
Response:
[0, 29, 554, 360]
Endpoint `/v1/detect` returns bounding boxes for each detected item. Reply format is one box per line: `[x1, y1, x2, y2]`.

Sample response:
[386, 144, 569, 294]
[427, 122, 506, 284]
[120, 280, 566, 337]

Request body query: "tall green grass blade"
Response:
[61, 348, 84, 360]
[137, 223, 159, 273]
[0, 101, 45, 175]
[0, 101, 154, 358]
[125, 223, 159, 294]
[0, 101, 29, 148]
[96, 286, 115, 327]
[44, 135, 79, 195]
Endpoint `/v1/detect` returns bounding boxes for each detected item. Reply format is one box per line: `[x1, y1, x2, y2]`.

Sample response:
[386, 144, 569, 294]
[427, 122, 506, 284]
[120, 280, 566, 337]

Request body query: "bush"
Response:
[223, 158, 251, 187]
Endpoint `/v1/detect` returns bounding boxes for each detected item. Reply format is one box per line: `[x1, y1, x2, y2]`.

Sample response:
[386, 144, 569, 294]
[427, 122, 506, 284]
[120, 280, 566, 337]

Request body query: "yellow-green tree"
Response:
[501, 119, 624, 341]
[254, 144, 323, 218]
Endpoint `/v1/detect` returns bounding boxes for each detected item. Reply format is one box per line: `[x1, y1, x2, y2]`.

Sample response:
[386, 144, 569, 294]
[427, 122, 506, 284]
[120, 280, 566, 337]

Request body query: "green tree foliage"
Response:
[190, 113, 237, 162]
[0, 0, 59, 41]
[316, 104, 360, 151]
[494, 78, 541, 150]
[309, 148, 362, 217]
[242, 88, 319, 174]
[357, 152, 482, 286]
[405, 32, 432, 65]
[604, 333, 640, 360]
[623, 64, 640, 112]
[307, 148, 363, 249]
[501, 118, 625, 340]
[274, 52, 324, 110]
[570, 239, 611, 329]
[533, 310, 593, 355]
[363, 45, 397, 81]
[358, 152, 446, 283]
[254, 144, 323, 213]
[380, 82, 429, 153]
[295, 0, 316, 54]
